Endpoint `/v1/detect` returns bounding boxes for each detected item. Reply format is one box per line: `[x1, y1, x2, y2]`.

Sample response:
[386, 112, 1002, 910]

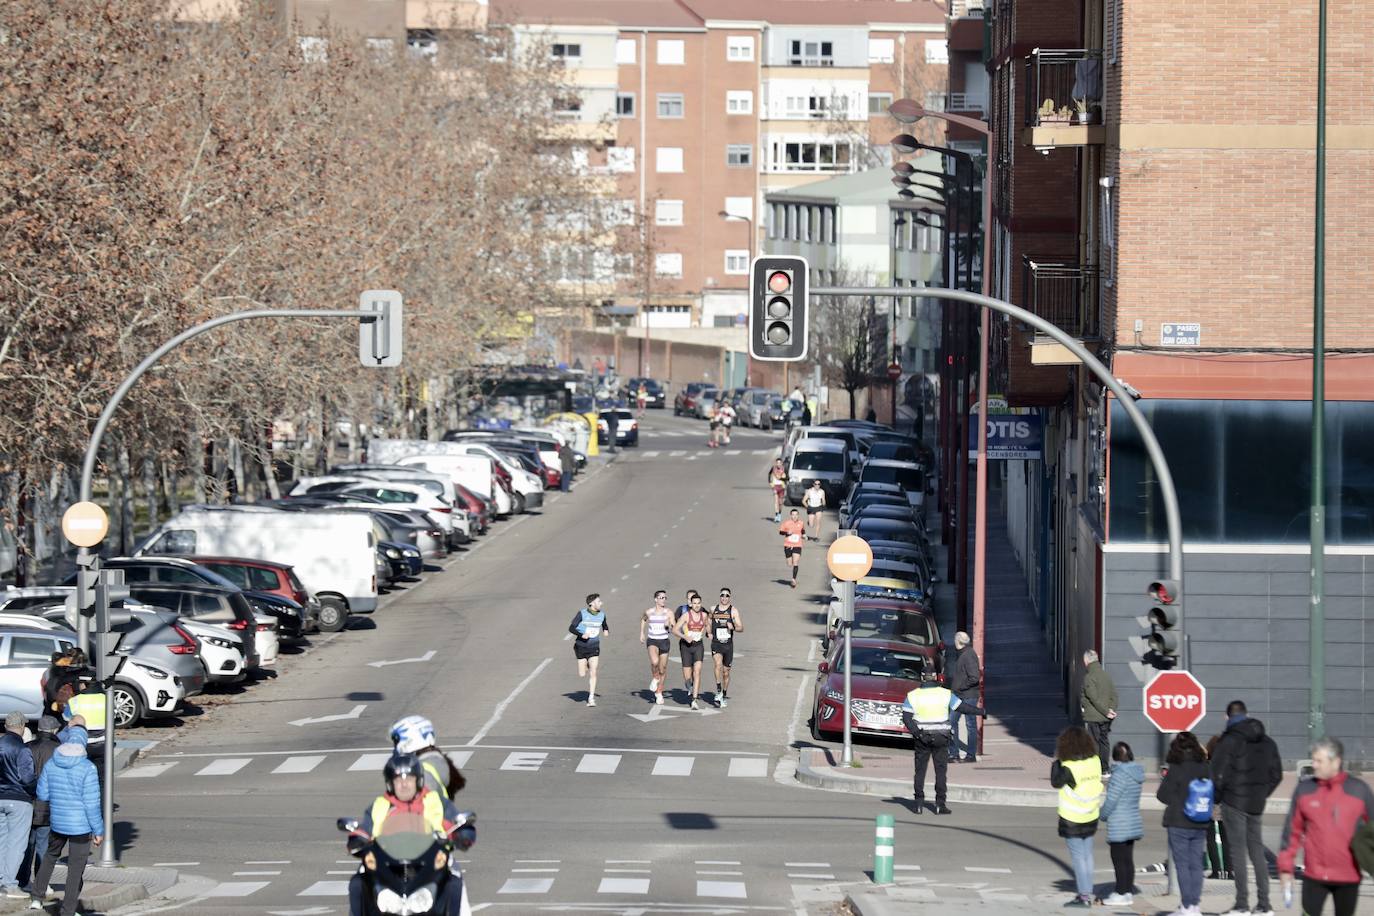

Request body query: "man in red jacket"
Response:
[1278, 736, 1374, 916]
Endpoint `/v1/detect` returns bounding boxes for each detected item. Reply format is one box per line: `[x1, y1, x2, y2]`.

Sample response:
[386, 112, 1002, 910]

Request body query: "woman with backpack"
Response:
[1050, 726, 1104, 908]
[1098, 741, 1144, 907]
[1156, 731, 1212, 916]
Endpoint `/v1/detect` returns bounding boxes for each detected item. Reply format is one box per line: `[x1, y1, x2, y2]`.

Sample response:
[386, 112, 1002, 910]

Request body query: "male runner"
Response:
[804, 478, 826, 540]
[568, 594, 609, 706]
[709, 588, 744, 708]
[639, 589, 673, 705]
[779, 508, 806, 588]
[673, 593, 710, 709]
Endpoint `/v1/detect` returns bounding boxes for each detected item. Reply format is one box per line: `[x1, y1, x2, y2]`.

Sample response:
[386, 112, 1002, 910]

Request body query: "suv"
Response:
[188, 557, 323, 635]
[125, 584, 263, 670]
[675, 383, 707, 416]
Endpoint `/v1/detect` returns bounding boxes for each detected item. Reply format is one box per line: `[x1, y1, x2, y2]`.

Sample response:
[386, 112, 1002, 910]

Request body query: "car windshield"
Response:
[793, 451, 845, 472]
[850, 610, 936, 646]
[869, 443, 916, 462]
[809, 432, 852, 448]
[857, 522, 919, 543]
[861, 466, 926, 490]
[836, 646, 928, 679]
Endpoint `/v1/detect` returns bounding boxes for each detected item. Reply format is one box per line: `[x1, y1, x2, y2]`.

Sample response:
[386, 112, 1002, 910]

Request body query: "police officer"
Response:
[901, 658, 986, 814]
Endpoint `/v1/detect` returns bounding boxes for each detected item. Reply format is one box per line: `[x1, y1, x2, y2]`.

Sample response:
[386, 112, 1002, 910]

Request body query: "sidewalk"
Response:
[0, 865, 180, 914]
[796, 481, 1300, 812]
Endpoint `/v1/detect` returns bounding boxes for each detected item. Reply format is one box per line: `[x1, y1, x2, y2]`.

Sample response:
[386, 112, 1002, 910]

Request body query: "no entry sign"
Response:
[1142, 670, 1206, 733]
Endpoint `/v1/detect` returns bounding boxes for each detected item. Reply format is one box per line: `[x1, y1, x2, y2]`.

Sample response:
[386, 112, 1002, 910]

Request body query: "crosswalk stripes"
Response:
[271, 755, 323, 774]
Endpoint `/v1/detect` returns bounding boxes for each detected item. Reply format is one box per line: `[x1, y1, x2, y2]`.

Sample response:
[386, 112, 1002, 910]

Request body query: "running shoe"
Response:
[790, 580, 797, 589]
[587, 697, 596, 707]
[719, 693, 729, 708]
[774, 513, 781, 522]
[655, 692, 663, 705]
[690, 699, 699, 710]
[649, 678, 659, 691]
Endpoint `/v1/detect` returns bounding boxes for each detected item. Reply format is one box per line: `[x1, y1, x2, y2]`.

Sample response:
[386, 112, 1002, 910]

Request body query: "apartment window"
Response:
[655, 199, 684, 226]
[655, 253, 683, 277]
[406, 30, 437, 62]
[616, 93, 635, 117]
[868, 92, 893, 116]
[789, 94, 845, 118]
[657, 39, 684, 65]
[788, 39, 833, 67]
[553, 96, 582, 118]
[726, 144, 753, 167]
[726, 90, 753, 115]
[925, 39, 948, 64]
[723, 196, 752, 220]
[551, 43, 581, 60]
[365, 37, 395, 59]
[607, 146, 635, 173]
[770, 139, 853, 172]
[655, 147, 684, 173]
[298, 36, 327, 63]
[616, 38, 637, 64]
[657, 93, 684, 118]
[868, 38, 895, 63]
[614, 253, 634, 277]
[726, 36, 754, 61]
[724, 250, 749, 274]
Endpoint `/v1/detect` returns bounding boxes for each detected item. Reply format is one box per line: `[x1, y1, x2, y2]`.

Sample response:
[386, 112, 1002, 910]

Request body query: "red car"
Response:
[452, 483, 491, 534]
[810, 632, 943, 743]
[185, 556, 336, 634]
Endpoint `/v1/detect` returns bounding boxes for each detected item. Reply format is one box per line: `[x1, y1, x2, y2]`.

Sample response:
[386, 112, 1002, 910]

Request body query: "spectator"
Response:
[947, 632, 981, 764]
[0, 710, 34, 899]
[15, 717, 60, 893]
[558, 442, 575, 493]
[1278, 736, 1374, 916]
[1079, 650, 1118, 770]
[864, 406, 877, 423]
[1156, 731, 1211, 916]
[1099, 741, 1144, 907]
[1203, 733, 1232, 881]
[1051, 726, 1103, 908]
[1210, 700, 1282, 916]
[30, 726, 103, 916]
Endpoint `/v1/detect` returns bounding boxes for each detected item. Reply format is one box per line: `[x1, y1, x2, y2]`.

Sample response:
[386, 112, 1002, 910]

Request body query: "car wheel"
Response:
[809, 714, 827, 742]
[112, 683, 145, 728]
[513, 492, 527, 514]
[317, 597, 348, 633]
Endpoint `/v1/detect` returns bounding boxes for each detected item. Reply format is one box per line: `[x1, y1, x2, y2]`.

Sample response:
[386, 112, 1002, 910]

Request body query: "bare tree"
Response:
[812, 265, 883, 418]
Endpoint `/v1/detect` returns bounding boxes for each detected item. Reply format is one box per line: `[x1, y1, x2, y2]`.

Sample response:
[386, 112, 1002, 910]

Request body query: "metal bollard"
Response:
[873, 813, 895, 884]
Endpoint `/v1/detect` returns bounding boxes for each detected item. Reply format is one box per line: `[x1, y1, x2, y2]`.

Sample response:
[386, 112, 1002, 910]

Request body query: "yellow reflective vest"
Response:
[1057, 756, 1104, 823]
[903, 686, 953, 732]
[368, 790, 446, 838]
[65, 692, 107, 732]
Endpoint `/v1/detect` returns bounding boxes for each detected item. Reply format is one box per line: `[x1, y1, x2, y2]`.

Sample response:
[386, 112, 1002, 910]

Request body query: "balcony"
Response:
[1022, 49, 1105, 148]
[949, 0, 985, 16]
[1021, 258, 1099, 341]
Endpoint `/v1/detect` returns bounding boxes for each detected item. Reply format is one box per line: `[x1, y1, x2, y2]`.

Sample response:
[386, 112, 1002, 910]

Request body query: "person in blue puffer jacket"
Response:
[1098, 741, 1145, 906]
[29, 726, 102, 916]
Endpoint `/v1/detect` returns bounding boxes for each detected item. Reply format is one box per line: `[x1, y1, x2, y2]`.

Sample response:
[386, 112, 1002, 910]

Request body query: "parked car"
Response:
[597, 409, 639, 447]
[187, 557, 323, 635]
[767, 396, 800, 430]
[125, 584, 263, 671]
[623, 378, 667, 409]
[675, 383, 707, 416]
[856, 459, 932, 509]
[785, 439, 850, 505]
[822, 599, 939, 654]
[178, 617, 247, 685]
[0, 588, 73, 614]
[694, 389, 719, 419]
[811, 636, 941, 742]
[742, 390, 781, 428]
[864, 441, 921, 465]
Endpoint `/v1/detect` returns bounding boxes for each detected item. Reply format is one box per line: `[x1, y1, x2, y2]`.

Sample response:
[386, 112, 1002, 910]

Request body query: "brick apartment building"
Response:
[967, 0, 1374, 763]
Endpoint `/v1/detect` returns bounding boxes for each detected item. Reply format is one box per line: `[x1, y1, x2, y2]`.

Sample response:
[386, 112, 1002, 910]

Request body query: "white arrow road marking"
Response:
[289, 704, 366, 727]
[627, 703, 721, 723]
[367, 649, 436, 668]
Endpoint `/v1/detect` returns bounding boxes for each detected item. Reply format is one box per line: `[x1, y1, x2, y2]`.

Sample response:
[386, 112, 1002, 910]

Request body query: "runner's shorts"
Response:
[647, 637, 670, 655]
[784, 546, 802, 558]
[574, 640, 601, 660]
[711, 640, 734, 667]
[680, 640, 705, 667]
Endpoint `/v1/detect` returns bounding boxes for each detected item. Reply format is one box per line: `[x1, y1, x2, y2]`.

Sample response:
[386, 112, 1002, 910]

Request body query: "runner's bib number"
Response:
[686, 629, 704, 643]
[583, 625, 601, 639]
[715, 627, 732, 643]
[787, 533, 802, 545]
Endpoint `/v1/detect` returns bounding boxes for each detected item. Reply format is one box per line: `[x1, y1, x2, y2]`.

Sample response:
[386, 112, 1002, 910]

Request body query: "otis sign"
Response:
[1142, 670, 1206, 733]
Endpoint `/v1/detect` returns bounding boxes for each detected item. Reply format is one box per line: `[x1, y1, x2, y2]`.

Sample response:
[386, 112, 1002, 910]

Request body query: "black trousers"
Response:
[913, 733, 950, 806]
[1301, 878, 1359, 916]
[1086, 720, 1111, 770]
[1108, 840, 1135, 895]
[32, 832, 92, 916]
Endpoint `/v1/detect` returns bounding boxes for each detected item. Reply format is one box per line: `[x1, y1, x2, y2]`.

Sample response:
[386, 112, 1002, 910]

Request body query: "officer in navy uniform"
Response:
[901, 658, 986, 814]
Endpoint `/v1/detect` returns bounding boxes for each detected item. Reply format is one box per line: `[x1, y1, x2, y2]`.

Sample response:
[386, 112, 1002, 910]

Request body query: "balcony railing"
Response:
[1021, 258, 1099, 338]
[1024, 49, 1103, 127]
[947, 91, 987, 115]
[949, 0, 985, 16]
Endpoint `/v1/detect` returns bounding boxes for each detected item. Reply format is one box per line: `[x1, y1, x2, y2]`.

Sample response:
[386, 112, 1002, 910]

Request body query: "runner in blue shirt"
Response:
[568, 594, 609, 707]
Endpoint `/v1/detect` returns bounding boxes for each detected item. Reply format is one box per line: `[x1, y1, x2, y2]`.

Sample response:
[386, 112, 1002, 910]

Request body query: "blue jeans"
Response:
[0, 800, 33, 889]
[1167, 826, 1206, 908]
[1064, 835, 1095, 897]
[16, 824, 49, 890]
[559, 471, 571, 492]
[950, 701, 978, 759]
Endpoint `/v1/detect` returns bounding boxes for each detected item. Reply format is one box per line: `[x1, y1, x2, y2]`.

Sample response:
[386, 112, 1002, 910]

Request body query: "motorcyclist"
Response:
[389, 716, 466, 798]
[346, 753, 472, 916]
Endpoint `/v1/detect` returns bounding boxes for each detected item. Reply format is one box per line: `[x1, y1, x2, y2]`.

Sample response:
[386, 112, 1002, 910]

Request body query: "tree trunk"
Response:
[14, 480, 29, 587]
[316, 398, 331, 473]
[161, 461, 180, 516]
[259, 426, 282, 500]
[228, 436, 245, 502]
[190, 427, 208, 504]
[425, 376, 440, 442]
[143, 457, 158, 532]
[116, 445, 134, 555]
[848, 387, 857, 419]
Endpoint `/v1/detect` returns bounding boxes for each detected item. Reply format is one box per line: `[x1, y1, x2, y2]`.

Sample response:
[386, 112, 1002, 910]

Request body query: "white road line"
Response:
[788, 873, 835, 880]
[643, 552, 652, 558]
[695, 860, 742, 866]
[244, 860, 291, 865]
[669, 451, 686, 457]
[599, 877, 650, 894]
[651, 756, 694, 776]
[204, 882, 269, 897]
[272, 756, 324, 775]
[696, 880, 747, 898]
[152, 862, 200, 867]
[297, 880, 350, 896]
[510, 868, 560, 873]
[575, 753, 621, 774]
[753, 448, 773, 455]
[124, 763, 177, 779]
[348, 753, 392, 772]
[605, 860, 651, 865]
[695, 450, 713, 457]
[468, 657, 553, 746]
[195, 758, 251, 777]
[515, 860, 561, 864]
[632, 563, 640, 569]
[894, 864, 922, 871]
[697, 870, 744, 876]
[326, 870, 355, 875]
[785, 863, 831, 868]
[965, 866, 1012, 874]
[498, 878, 554, 894]
[500, 751, 547, 771]
[232, 871, 281, 877]
[728, 757, 769, 778]
[643, 451, 660, 458]
[603, 868, 652, 874]
[621, 573, 630, 580]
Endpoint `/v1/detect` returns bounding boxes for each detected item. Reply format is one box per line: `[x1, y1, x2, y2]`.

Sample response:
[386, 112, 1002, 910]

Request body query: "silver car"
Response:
[695, 389, 719, 419]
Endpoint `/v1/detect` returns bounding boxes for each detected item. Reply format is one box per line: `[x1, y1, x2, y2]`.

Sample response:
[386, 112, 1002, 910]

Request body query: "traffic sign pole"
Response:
[842, 578, 855, 767]
[827, 532, 873, 768]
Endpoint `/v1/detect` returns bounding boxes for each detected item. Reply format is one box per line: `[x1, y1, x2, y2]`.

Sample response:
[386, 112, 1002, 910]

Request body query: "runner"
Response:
[568, 593, 609, 707]
[672, 593, 710, 709]
[804, 478, 827, 540]
[767, 458, 788, 523]
[707, 405, 721, 448]
[675, 589, 699, 689]
[636, 383, 648, 418]
[709, 588, 744, 708]
[718, 400, 737, 446]
[779, 508, 806, 588]
[639, 589, 673, 705]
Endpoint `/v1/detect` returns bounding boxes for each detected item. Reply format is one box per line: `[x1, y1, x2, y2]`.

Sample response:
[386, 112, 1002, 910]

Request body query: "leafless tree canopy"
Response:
[811, 265, 884, 419]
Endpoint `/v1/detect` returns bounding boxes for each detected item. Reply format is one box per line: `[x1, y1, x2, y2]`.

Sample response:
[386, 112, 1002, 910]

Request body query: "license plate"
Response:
[865, 714, 901, 727]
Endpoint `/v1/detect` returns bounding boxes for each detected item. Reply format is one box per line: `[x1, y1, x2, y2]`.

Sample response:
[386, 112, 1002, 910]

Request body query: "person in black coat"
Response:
[16, 716, 60, 890]
[1157, 731, 1212, 914]
[947, 632, 981, 763]
[1209, 700, 1283, 914]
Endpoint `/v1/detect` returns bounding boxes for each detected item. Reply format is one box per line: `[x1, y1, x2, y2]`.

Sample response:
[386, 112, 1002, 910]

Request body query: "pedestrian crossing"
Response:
[642, 427, 779, 439]
[123, 747, 773, 782]
[635, 447, 779, 459]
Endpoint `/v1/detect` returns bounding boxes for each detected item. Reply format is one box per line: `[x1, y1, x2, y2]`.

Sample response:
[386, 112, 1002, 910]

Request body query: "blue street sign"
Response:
[968, 413, 1043, 460]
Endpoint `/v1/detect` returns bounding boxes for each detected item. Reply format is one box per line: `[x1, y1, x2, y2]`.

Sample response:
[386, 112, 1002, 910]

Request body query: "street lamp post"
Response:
[719, 210, 755, 387]
[891, 99, 996, 758]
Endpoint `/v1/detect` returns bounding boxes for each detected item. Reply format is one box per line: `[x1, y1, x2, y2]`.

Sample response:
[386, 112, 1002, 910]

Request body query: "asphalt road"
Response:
[110, 411, 1176, 915]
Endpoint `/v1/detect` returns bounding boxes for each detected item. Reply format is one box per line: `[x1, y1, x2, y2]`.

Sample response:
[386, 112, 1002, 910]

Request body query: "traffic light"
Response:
[1145, 579, 1182, 670]
[750, 256, 808, 361]
[359, 289, 404, 368]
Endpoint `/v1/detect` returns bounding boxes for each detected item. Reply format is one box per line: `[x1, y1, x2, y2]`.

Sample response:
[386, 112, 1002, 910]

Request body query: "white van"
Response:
[368, 438, 541, 514]
[136, 507, 378, 621]
[366, 440, 514, 517]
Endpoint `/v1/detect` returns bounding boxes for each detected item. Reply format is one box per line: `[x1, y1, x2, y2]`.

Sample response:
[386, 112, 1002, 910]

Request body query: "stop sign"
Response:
[1142, 670, 1207, 733]
[887, 362, 902, 380]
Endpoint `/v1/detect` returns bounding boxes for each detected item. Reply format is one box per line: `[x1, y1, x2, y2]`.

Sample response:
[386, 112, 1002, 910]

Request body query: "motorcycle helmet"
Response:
[384, 752, 423, 795]
[389, 715, 436, 754]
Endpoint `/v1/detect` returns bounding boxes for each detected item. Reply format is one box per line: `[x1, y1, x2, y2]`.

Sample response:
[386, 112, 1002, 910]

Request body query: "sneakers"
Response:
[789, 579, 797, 589]
[935, 805, 953, 815]
[27, 901, 41, 911]
[719, 692, 729, 708]
[1219, 908, 1252, 916]
[649, 677, 659, 691]
[586, 697, 597, 707]
[654, 692, 663, 705]
[1063, 895, 1093, 908]
[1102, 892, 1134, 906]
[774, 513, 781, 522]
[690, 699, 699, 710]
[1251, 909, 1274, 916]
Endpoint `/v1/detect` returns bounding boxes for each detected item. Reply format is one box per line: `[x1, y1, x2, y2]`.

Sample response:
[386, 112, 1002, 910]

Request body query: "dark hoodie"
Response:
[1210, 716, 1282, 815]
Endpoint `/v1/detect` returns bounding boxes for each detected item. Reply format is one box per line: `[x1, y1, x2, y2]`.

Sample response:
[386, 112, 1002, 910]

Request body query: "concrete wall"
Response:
[1100, 548, 1374, 767]
[561, 330, 796, 394]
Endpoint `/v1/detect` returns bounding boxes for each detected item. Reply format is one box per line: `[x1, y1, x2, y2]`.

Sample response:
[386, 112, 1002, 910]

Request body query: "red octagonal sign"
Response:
[1142, 670, 1207, 733]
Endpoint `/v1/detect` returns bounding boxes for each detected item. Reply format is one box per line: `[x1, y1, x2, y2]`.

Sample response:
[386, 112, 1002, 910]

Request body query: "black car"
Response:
[624, 378, 667, 409]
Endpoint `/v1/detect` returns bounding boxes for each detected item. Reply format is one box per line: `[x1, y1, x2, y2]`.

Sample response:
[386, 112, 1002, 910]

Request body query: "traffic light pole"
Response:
[810, 285, 1185, 594]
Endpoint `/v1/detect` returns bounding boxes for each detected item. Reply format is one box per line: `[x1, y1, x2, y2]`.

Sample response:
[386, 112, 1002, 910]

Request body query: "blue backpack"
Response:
[1184, 777, 1215, 823]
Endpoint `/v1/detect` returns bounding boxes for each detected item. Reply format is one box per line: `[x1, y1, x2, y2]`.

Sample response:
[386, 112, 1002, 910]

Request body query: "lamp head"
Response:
[888, 99, 926, 124]
[891, 134, 919, 155]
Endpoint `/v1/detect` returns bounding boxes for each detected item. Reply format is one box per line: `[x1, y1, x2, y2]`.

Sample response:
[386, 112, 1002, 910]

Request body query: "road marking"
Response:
[788, 872, 835, 880]
[125, 763, 177, 779]
[232, 871, 281, 877]
[696, 880, 747, 898]
[785, 640, 819, 747]
[605, 860, 650, 864]
[272, 756, 325, 775]
[575, 753, 621, 774]
[348, 753, 393, 772]
[289, 704, 366, 728]
[326, 870, 354, 875]
[965, 866, 1012, 874]
[728, 757, 769, 778]
[643, 451, 660, 458]
[450, 750, 473, 767]
[500, 751, 548, 771]
[297, 881, 350, 896]
[785, 863, 830, 868]
[196, 758, 251, 777]
[621, 574, 630, 580]
[468, 657, 553, 746]
[515, 860, 561, 864]
[604, 868, 652, 874]
[643, 552, 652, 558]
[753, 449, 773, 455]
[367, 649, 436, 668]
[628, 704, 720, 723]
[205, 882, 270, 897]
[510, 868, 560, 873]
[245, 860, 292, 865]
[695, 860, 742, 866]
[598, 877, 650, 894]
[651, 756, 694, 776]
[498, 877, 554, 894]
[632, 563, 640, 569]
[695, 450, 713, 457]
[697, 870, 744, 876]
[894, 865, 922, 871]
[152, 862, 200, 867]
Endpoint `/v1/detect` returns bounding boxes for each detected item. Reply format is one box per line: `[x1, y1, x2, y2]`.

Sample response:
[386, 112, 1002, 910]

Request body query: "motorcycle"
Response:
[337, 810, 476, 916]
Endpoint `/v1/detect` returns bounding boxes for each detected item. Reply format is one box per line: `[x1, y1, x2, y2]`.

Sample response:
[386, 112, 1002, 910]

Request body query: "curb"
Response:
[114, 739, 156, 775]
